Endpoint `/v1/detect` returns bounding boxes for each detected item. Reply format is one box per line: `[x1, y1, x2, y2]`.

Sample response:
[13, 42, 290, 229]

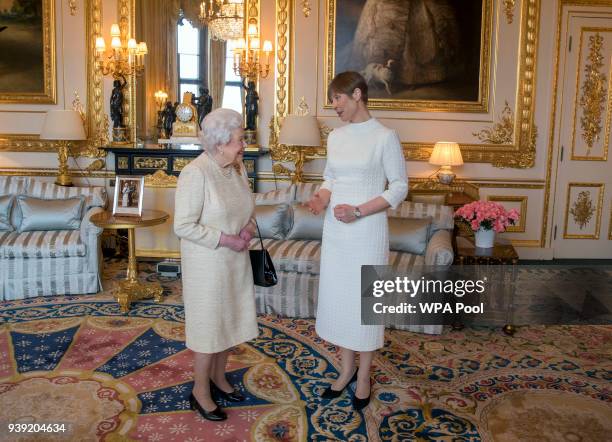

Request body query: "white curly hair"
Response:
[199, 108, 243, 154]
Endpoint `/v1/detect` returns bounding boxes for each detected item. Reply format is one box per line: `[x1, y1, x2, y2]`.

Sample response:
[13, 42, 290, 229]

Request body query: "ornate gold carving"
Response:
[134, 157, 168, 169]
[144, 170, 178, 187]
[69, 0, 77, 15]
[243, 159, 255, 174]
[172, 157, 194, 172]
[274, 0, 291, 118]
[563, 183, 604, 239]
[85, 159, 106, 172]
[503, 0, 516, 24]
[608, 206, 612, 240]
[118, 157, 129, 169]
[472, 101, 514, 144]
[0, 0, 56, 104]
[570, 191, 595, 229]
[301, 0, 311, 17]
[579, 33, 607, 154]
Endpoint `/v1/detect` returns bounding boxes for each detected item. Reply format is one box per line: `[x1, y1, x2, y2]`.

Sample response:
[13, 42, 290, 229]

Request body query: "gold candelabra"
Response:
[95, 24, 147, 77]
[232, 23, 272, 80]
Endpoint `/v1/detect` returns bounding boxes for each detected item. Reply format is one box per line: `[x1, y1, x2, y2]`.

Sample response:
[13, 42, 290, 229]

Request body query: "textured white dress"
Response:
[174, 153, 258, 354]
[315, 118, 408, 351]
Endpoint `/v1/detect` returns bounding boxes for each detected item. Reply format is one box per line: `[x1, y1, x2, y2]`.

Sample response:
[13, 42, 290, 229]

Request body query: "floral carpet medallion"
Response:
[0, 261, 610, 441]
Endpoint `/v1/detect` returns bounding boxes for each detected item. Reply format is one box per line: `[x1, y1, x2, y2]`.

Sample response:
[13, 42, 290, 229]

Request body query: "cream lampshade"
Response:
[278, 115, 320, 183]
[429, 141, 463, 185]
[40, 110, 87, 186]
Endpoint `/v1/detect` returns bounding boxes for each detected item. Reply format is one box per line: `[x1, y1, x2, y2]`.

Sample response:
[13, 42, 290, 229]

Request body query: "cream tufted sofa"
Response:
[0, 176, 108, 300]
[250, 183, 455, 334]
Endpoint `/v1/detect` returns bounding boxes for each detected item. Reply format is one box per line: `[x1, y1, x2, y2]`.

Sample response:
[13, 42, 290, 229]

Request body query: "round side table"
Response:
[91, 209, 169, 312]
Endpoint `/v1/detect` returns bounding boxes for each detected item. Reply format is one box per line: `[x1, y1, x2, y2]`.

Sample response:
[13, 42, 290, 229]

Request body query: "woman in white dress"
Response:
[174, 109, 258, 421]
[306, 72, 408, 410]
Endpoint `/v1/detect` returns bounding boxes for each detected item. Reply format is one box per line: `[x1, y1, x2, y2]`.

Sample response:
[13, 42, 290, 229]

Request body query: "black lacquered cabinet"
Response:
[106, 144, 260, 191]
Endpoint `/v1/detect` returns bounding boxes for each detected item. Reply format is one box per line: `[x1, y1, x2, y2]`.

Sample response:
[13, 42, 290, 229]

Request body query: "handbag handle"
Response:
[252, 218, 264, 250]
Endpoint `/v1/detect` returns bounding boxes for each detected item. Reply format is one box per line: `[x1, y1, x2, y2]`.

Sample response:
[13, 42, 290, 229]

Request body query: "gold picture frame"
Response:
[324, 0, 492, 113]
[0, 0, 57, 104]
[0, 0, 107, 158]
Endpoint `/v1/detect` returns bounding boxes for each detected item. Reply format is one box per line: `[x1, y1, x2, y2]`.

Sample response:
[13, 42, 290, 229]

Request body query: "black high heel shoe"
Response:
[352, 392, 371, 411]
[321, 370, 358, 399]
[189, 393, 227, 421]
[352, 379, 372, 411]
[210, 380, 246, 402]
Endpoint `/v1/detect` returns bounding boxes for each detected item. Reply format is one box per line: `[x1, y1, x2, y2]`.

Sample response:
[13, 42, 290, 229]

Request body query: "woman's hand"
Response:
[239, 225, 254, 243]
[334, 204, 358, 223]
[305, 190, 330, 215]
[219, 233, 248, 252]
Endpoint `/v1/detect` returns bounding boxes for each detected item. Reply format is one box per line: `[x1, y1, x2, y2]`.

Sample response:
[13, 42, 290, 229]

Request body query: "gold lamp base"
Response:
[55, 141, 73, 187]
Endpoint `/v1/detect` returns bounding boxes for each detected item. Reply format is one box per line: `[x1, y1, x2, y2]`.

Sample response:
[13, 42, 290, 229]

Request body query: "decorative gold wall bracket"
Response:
[472, 101, 515, 144]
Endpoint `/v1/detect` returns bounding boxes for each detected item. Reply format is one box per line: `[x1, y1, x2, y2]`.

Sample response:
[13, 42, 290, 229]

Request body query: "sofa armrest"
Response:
[424, 229, 454, 266]
[80, 206, 105, 243]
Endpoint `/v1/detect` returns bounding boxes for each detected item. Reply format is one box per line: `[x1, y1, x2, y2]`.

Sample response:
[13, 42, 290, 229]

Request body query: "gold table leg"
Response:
[114, 227, 163, 312]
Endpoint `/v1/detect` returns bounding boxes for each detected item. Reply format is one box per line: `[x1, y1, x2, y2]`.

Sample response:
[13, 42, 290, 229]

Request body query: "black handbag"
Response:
[249, 220, 278, 287]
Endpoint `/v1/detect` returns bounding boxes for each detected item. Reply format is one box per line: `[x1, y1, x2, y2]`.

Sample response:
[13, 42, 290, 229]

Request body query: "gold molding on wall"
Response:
[563, 182, 605, 239]
[544, 0, 612, 249]
[487, 195, 528, 232]
[608, 204, 612, 240]
[0, 0, 56, 104]
[0, 168, 113, 179]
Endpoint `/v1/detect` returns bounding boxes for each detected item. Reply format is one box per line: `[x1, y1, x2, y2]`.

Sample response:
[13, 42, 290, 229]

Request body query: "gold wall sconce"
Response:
[95, 24, 147, 77]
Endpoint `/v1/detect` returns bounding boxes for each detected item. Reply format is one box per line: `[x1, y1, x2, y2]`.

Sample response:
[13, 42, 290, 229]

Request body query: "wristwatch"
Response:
[353, 207, 362, 219]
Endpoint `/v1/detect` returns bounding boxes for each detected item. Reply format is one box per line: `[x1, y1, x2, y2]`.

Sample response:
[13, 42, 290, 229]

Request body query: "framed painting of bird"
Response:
[325, 0, 492, 113]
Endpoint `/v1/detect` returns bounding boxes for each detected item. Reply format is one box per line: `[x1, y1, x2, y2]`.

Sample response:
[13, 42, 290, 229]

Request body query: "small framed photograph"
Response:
[113, 176, 145, 217]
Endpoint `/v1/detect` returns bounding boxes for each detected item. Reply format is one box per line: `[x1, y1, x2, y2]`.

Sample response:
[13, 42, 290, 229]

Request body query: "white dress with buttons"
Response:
[315, 118, 408, 351]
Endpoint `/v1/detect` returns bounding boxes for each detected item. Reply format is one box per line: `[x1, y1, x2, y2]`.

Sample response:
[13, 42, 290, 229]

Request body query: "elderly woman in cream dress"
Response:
[174, 108, 257, 421]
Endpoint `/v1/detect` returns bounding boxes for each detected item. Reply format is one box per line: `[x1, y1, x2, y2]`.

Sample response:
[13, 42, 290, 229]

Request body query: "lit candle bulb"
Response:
[95, 37, 106, 53]
[110, 23, 120, 38]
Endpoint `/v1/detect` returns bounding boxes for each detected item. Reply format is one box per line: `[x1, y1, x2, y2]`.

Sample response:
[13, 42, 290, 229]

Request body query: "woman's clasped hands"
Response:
[219, 225, 254, 252]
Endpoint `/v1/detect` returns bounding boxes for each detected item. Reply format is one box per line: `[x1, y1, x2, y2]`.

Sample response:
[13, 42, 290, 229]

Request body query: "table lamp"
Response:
[429, 141, 463, 185]
[40, 110, 86, 187]
[278, 115, 320, 183]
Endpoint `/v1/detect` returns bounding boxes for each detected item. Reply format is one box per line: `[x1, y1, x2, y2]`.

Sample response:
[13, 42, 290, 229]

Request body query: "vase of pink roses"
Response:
[455, 201, 520, 248]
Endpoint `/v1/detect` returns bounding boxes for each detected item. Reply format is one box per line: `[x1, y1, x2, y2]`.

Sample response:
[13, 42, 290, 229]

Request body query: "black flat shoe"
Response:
[210, 380, 246, 402]
[321, 370, 358, 399]
[189, 393, 227, 421]
[352, 392, 371, 411]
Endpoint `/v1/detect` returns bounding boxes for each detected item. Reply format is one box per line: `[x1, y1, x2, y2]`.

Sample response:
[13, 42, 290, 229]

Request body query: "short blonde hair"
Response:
[200, 108, 243, 154]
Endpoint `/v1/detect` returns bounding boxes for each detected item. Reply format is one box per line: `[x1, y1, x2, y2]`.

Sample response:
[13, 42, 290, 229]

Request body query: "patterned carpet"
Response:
[0, 258, 610, 441]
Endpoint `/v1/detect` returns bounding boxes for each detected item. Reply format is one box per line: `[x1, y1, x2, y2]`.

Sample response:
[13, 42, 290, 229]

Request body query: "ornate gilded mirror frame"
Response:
[270, 0, 541, 169]
[0, 0, 108, 159]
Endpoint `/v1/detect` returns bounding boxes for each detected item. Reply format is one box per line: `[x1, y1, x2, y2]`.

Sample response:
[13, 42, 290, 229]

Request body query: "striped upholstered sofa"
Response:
[250, 183, 455, 333]
[0, 176, 108, 300]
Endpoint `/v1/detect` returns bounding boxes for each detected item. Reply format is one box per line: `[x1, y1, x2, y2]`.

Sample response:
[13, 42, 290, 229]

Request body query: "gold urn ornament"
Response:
[172, 92, 198, 137]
